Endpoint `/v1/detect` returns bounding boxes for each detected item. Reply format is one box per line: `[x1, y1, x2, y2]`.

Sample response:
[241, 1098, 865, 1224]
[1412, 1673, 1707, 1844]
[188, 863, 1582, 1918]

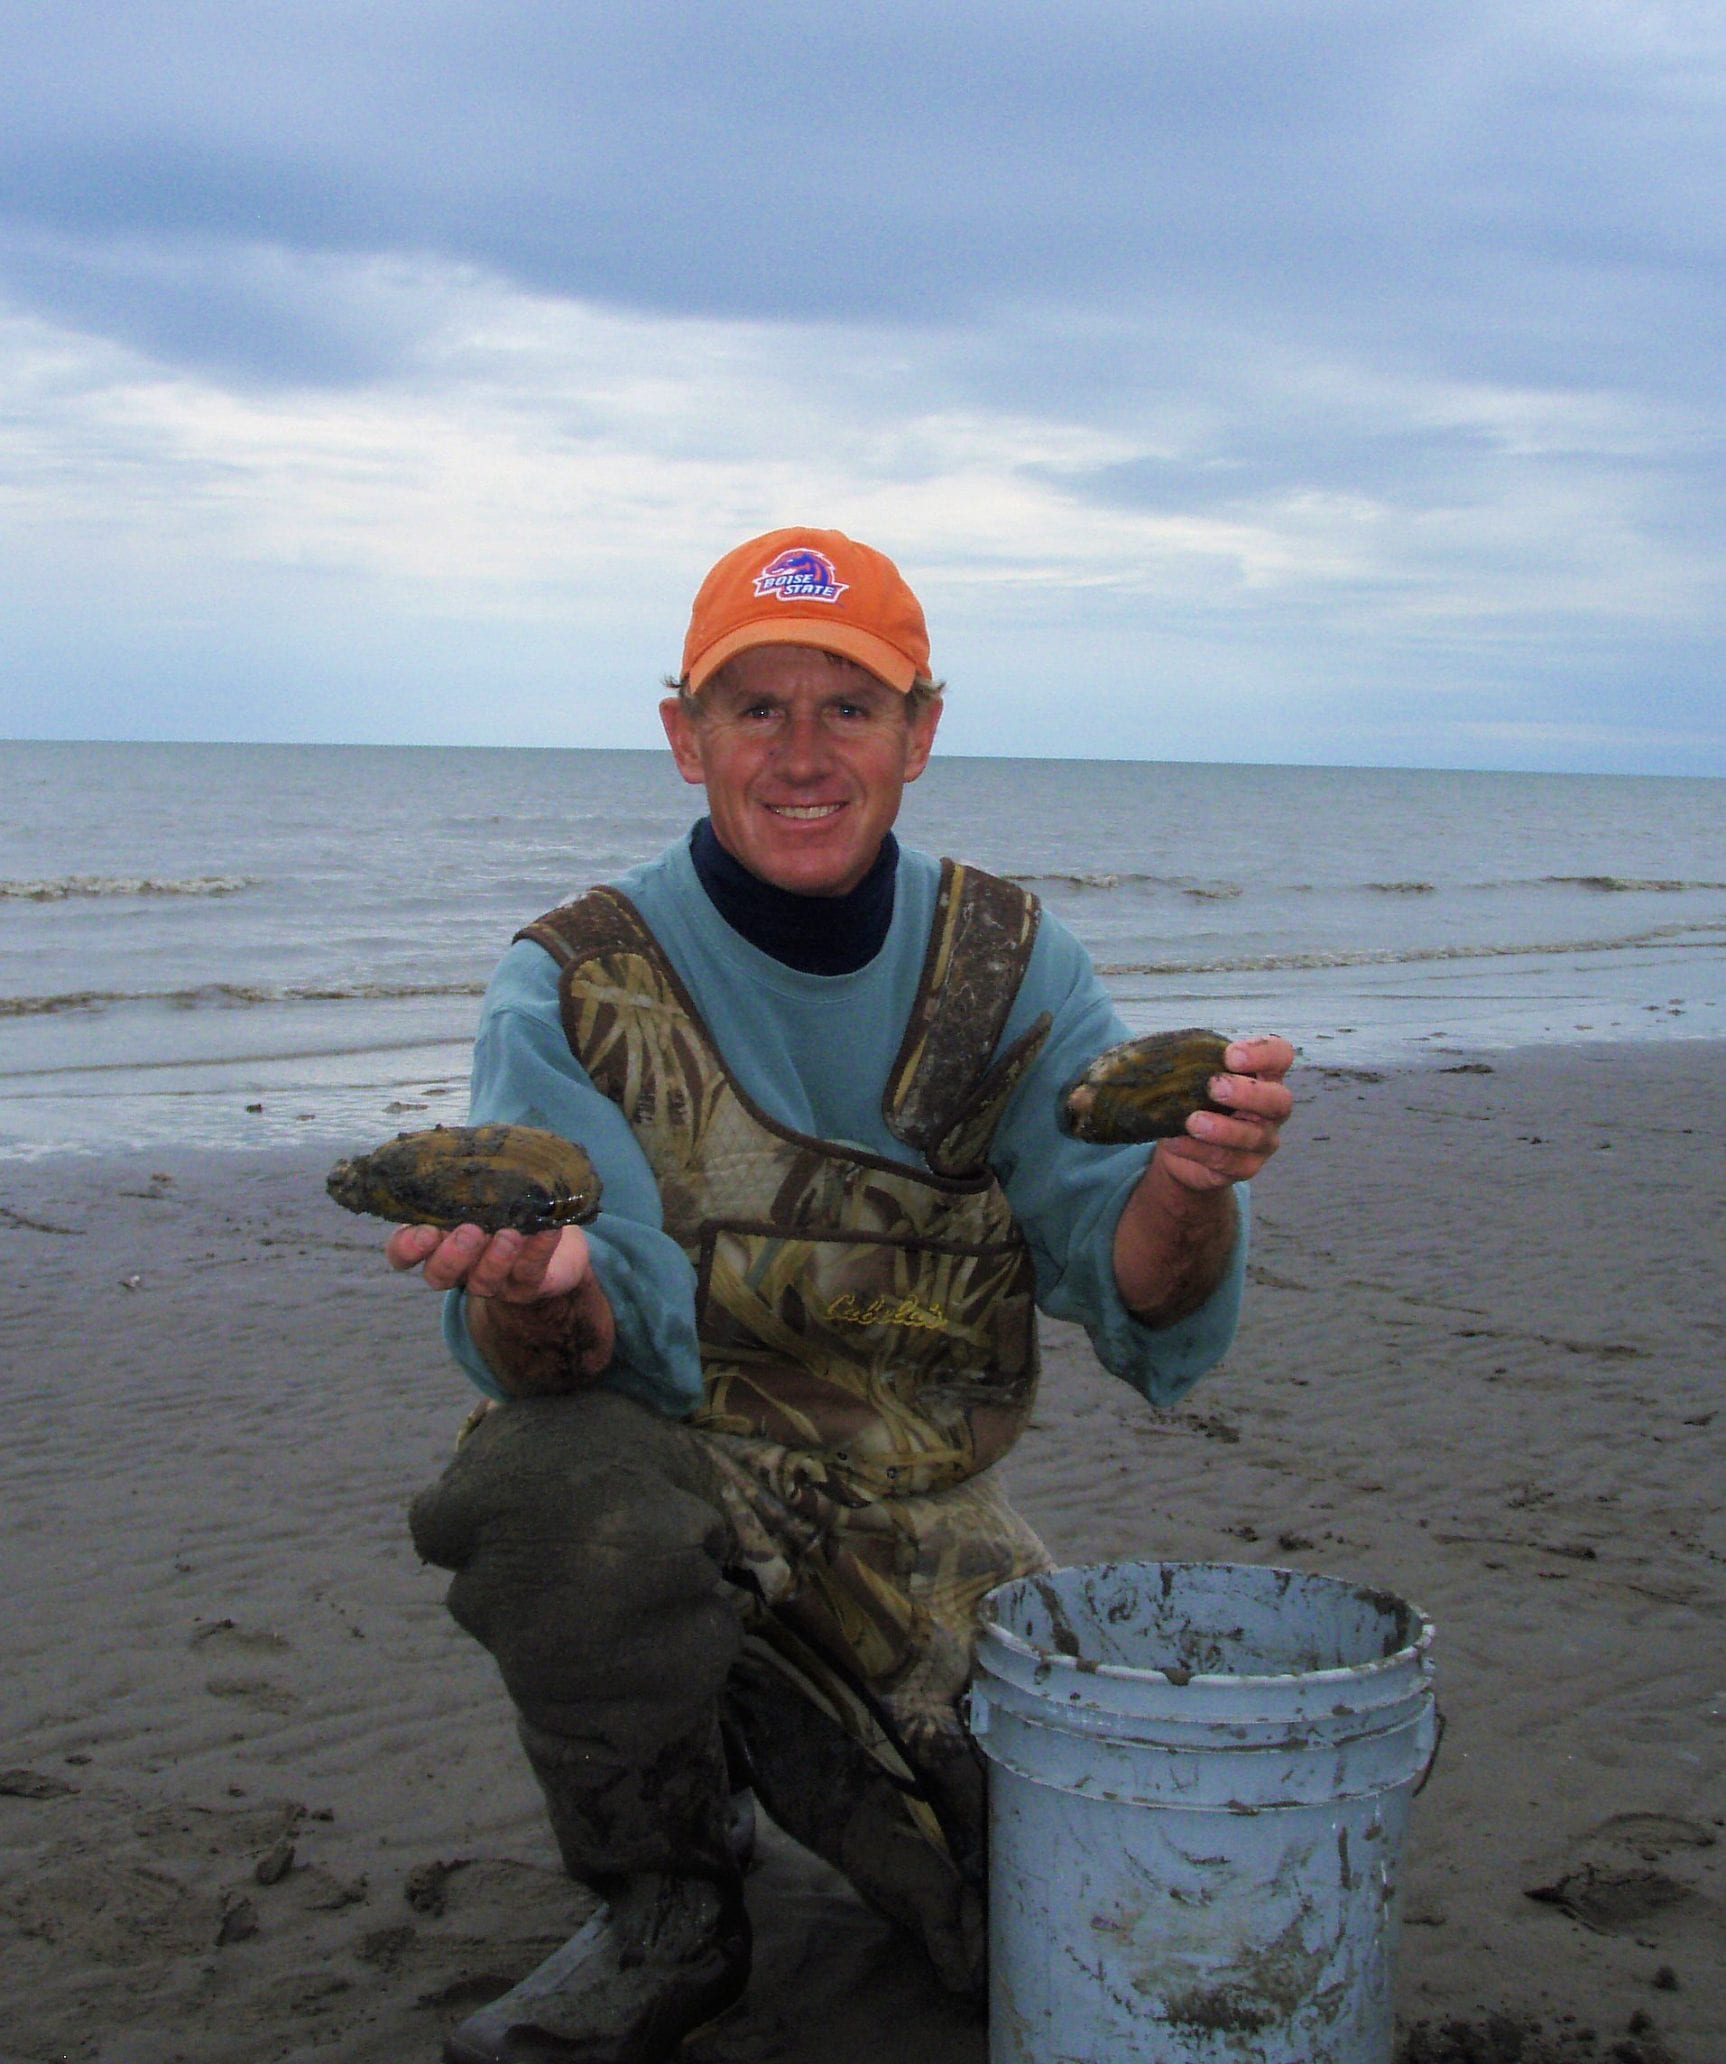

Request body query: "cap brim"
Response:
[687, 618, 917, 694]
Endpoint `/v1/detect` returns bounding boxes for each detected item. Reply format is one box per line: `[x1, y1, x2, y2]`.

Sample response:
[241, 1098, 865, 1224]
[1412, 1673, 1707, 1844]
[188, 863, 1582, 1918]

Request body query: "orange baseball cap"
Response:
[681, 527, 932, 693]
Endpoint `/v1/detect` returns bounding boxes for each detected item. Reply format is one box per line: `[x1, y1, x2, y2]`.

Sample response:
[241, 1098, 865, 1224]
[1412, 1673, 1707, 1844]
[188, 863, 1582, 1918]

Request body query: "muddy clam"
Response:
[326, 1123, 602, 1234]
[1059, 1028, 1233, 1144]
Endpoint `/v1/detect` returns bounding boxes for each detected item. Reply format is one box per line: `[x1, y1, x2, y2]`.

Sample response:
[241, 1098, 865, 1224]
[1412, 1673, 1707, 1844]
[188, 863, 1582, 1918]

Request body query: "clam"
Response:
[326, 1123, 602, 1234]
[1059, 1028, 1232, 1144]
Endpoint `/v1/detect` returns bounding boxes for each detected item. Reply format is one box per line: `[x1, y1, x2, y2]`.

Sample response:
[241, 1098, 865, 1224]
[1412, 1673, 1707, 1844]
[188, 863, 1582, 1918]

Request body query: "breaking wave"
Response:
[1543, 874, 1726, 893]
[1009, 870, 1244, 899]
[0, 874, 260, 902]
[1097, 920, 1723, 980]
[0, 979, 486, 1020]
[1013, 869, 1725, 900]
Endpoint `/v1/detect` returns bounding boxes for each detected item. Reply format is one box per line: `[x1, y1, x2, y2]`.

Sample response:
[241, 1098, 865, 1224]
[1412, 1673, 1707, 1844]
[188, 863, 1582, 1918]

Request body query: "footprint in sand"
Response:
[190, 1616, 291, 1656]
[1590, 1810, 1719, 1861]
[203, 1674, 300, 1713]
[192, 1620, 298, 1711]
[1526, 1861, 1696, 1933]
[1525, 1811, 1718, 1935]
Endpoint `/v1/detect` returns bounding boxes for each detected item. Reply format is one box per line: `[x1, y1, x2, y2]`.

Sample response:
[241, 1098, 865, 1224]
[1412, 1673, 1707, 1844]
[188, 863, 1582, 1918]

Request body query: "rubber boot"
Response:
[442, 1870, 750, 2064]
[442, 1716, 750, 2062]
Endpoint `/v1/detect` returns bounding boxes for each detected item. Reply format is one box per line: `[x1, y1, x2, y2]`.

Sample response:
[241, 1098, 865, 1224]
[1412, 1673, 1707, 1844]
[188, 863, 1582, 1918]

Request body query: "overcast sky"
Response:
[2, 1, 1721, 771]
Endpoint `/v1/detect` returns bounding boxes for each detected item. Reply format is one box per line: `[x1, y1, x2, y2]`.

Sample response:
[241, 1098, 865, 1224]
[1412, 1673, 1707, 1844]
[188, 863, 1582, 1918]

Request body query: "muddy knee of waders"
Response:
[723, 1648, 987, 2002]
[410, 1393, 745, 1876]
[410, 1392, 741, 1739]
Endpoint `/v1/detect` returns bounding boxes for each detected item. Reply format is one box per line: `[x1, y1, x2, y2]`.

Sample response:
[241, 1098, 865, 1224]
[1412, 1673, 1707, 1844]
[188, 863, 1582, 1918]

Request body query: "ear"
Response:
[902, 696, 942, 783]
[660, 695, 707, 788]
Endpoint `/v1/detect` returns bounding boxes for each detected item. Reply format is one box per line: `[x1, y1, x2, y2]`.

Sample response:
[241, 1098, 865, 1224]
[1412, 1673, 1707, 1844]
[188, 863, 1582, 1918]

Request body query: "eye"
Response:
[828, 695, 889, 727]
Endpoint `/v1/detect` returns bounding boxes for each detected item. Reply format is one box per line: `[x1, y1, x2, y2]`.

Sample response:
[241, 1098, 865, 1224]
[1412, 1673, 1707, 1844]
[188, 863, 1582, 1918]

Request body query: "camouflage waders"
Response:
[418, 862, 1060, 2045]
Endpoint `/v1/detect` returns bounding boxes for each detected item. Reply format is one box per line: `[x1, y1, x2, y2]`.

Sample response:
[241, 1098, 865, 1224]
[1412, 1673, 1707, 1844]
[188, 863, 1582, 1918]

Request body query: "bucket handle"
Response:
[1414, 1703, 1446, 1796]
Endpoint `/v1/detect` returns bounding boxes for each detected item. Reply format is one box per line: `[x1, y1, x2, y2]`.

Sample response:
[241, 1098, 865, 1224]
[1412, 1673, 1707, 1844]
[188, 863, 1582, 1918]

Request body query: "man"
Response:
[391, 528, 1294, 2064]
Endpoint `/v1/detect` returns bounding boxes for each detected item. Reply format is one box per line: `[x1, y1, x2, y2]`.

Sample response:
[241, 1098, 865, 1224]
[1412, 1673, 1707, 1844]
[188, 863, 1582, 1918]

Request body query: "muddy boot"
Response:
[442, 1870, 750, 2064]
[443, 1717, 751, 2064]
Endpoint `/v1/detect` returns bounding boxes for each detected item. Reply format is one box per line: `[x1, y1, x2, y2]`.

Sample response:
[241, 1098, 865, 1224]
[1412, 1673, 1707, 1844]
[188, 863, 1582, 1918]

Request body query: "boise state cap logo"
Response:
[752, 548, 848, 605]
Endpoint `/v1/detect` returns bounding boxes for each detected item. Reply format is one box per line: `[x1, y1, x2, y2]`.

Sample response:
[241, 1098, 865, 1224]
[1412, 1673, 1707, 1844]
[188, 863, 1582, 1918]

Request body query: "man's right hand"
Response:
[386, 1219, 589, 1300]
[387, 1222, 617, 1393]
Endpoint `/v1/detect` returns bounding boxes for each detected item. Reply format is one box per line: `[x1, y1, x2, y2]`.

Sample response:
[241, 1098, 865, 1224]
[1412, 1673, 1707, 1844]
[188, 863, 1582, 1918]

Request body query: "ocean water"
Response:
[2, 740, 1722, 1159]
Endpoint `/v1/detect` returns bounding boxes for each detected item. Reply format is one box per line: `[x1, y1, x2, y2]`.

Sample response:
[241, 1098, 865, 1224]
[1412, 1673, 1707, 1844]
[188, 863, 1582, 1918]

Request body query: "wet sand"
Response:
[2, 1040, 1721, 2063]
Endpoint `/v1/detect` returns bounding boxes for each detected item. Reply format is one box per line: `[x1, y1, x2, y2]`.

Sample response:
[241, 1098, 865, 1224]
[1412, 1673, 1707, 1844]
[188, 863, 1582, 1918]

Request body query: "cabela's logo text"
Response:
[825, 1290, 948, 1332]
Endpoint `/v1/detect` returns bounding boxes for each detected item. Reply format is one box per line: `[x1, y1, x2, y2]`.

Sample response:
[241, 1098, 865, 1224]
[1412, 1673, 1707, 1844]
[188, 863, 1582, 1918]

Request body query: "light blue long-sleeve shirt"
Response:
[445, 838, 1248, 1414]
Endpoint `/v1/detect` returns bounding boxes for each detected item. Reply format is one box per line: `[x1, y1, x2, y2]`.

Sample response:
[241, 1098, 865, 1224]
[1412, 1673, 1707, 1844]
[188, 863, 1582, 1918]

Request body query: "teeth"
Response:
[769, 804, 842, 820]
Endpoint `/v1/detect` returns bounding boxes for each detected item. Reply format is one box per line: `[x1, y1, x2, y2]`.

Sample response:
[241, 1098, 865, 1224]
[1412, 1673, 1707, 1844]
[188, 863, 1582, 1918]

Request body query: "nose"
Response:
[775, 707, 830, 782]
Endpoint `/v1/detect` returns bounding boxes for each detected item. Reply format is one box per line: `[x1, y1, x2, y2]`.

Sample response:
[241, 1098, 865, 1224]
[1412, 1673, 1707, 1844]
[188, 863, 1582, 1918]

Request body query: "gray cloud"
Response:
[5, 5, 1719, 381]
[1, 0, 1720, 769]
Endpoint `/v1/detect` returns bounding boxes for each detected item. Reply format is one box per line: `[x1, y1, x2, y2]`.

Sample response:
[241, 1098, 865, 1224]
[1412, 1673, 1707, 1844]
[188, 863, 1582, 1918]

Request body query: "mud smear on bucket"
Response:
[973, 1559, 1438, 2063]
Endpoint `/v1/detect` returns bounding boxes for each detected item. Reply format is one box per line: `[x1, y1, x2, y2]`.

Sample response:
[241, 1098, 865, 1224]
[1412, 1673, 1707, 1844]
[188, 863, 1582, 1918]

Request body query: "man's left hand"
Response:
[1111, 1036, 1294, 1324]
[1154, 1036, 1296, 1194]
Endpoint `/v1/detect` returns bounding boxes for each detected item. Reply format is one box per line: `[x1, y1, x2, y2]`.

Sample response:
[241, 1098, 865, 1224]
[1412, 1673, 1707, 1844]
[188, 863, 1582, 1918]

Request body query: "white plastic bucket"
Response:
[970, 1560, 1437, 2064]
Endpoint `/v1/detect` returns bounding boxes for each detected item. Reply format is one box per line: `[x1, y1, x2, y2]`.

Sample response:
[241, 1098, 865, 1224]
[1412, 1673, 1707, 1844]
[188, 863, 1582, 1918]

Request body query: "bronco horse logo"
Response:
[752, 548, 849, 604]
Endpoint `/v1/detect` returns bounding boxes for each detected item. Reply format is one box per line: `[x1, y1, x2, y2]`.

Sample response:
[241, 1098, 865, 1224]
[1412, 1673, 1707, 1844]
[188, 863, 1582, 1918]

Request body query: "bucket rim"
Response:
[977, 1560, 1435, 1697]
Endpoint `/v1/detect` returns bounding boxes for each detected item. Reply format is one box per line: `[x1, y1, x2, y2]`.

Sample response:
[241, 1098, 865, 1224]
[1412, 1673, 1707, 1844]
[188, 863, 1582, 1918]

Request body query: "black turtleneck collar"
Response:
[689, 818, 898, 975]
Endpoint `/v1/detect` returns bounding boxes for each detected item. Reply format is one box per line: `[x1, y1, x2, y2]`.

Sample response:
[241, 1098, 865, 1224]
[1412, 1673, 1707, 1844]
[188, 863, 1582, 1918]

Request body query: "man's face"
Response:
[660, 645, 941, 897]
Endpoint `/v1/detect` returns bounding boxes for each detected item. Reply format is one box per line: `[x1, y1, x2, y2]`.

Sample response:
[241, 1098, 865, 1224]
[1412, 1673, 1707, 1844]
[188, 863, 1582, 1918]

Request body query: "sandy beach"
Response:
[3, 1039, 1721, 2064]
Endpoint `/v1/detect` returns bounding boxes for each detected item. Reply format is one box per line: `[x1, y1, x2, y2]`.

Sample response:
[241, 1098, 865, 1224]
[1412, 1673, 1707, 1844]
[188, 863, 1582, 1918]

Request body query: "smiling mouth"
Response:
[766, 803, 844, 821]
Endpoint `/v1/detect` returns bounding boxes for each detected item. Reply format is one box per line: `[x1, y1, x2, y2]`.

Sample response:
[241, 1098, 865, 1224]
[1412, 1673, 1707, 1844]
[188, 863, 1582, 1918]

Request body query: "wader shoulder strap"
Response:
[520, 867, 1049, 1182]
[516, 885, 701, 1085]
[883, 859, 1051, 1179]
[516, 883, 656, 971]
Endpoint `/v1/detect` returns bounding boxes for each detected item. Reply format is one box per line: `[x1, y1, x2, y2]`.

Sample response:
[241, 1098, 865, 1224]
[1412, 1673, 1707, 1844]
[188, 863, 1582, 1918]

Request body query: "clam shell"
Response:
[1059, 1028, 1231, 1144]
[326, 1123, 602, 1233]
